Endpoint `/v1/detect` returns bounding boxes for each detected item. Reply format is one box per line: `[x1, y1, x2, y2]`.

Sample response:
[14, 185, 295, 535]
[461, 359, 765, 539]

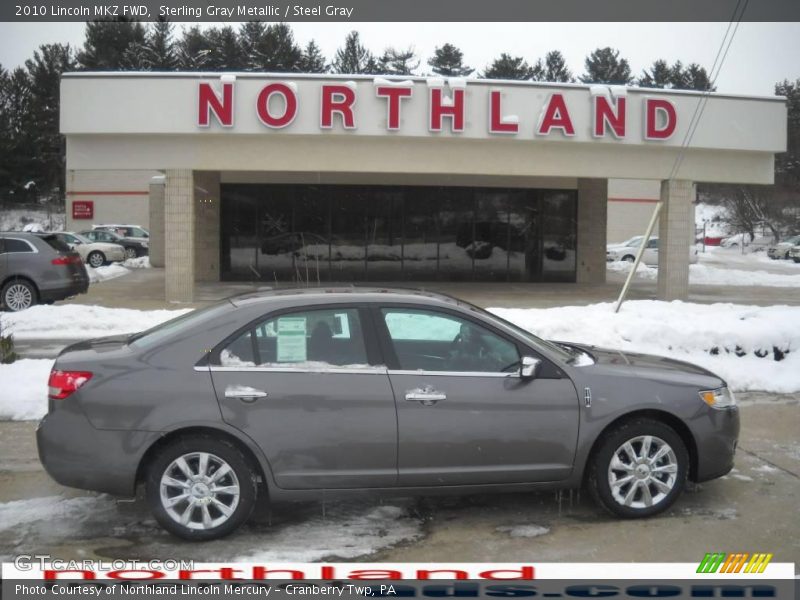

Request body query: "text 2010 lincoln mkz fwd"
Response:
[37, 289, 739, 540]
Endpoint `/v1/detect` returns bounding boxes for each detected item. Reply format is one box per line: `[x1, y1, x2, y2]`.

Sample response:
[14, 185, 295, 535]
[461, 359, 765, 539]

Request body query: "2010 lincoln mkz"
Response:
[37, 289, 739, 540]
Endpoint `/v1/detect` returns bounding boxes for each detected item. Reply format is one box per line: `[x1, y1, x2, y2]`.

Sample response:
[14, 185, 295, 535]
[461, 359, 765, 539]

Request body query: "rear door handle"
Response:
[224, 385, 268, 402]
[405, 387, 446, 406]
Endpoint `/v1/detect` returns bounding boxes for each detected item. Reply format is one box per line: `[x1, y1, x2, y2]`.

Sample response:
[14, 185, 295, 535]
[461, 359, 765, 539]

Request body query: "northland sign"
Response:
[197, 78, 678, 141]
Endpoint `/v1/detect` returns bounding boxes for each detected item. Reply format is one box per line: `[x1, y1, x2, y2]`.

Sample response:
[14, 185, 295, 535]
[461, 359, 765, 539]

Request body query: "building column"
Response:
[576, 178, 608, 284]
[657, 179, 694, 300]
[148, 175, 165, 268]
[194, 172, 221, 282]
[165, 169, 195, 303]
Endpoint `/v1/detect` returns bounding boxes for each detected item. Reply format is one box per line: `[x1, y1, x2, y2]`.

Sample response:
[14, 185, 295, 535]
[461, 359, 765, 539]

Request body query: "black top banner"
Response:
[5, 0, 800, 22]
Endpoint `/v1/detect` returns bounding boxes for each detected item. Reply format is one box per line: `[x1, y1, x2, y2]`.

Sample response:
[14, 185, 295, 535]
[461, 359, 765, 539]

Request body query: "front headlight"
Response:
[699, 386, 736, 409]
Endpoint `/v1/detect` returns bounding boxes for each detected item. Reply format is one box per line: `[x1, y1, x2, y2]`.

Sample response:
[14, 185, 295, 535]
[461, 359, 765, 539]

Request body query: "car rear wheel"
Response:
[146, 436, 258, 540]
[87, 251, 106, 268]
[622, 255, 635, 262]
[124, 247, 138, 260]
[2, 279, 37, 311]
[588, 418, 688, 518]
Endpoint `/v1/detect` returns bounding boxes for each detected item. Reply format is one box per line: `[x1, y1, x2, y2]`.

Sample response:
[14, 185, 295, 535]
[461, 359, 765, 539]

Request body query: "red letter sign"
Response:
[537, 93, 574, 136]
[256, 83, 298, 129]
[429, 88, 465, 132]
[593, 96, 626, 138]
[320, 85, 356, 129]
[489, 90, 519, 134]
[198, 82, 234, 127]
[645, 98, 677, 140]
[375, 86, 413, 131]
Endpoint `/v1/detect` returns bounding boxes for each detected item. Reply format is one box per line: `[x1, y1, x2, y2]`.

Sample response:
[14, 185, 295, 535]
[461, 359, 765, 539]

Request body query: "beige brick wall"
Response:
[576, 178, 608, 284]
[193, 171, 220, 282]
[657, 179, 695, 300]
[148, 178, 165, 268]
[164, 170, 195, 303]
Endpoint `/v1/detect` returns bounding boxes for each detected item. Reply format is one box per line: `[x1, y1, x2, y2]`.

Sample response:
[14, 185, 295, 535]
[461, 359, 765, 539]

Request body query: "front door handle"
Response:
[405, 387, 446, 406]
[224, 385, 268, 403]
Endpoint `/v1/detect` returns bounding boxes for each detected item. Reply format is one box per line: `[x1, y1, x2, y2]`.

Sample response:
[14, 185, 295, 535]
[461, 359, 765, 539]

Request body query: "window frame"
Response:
[370, 303, 565, 378]
[207, 303, 384, 373]
[3, 237, 38, 254]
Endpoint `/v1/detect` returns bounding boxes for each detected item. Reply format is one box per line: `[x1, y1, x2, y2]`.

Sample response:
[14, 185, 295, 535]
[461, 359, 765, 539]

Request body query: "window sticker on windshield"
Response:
[276, 316, 307, 362]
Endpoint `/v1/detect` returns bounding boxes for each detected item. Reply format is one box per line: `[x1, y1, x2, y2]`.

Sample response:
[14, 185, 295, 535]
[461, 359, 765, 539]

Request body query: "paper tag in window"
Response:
[277, 317, 307, 362]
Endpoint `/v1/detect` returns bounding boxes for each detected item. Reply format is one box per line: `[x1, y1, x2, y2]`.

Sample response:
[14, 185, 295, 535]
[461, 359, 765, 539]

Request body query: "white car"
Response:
[789, 245, 800, 264]
[767, 235, 800, 259]
[606, 236, 698, 266]
[53, 231, 126, 268]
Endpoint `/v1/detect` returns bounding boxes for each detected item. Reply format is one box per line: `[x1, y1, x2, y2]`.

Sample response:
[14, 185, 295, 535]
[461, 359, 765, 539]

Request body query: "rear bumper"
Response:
[693, 406, 740, 483]
[39, 280, 89, 303]
[37, 405, 159, 497]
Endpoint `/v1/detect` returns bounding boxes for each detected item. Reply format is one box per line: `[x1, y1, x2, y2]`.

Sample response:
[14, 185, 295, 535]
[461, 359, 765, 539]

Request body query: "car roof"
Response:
[229, 286, 464, 309]
[0, 231, 40, 237]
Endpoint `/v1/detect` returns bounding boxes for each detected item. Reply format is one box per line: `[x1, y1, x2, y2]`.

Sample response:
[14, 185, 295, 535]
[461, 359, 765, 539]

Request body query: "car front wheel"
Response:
[146, 436, 258, 540]
[2, 279, 37, 311]
[588, 418, 688, 518]
[87, 251, 106, 268]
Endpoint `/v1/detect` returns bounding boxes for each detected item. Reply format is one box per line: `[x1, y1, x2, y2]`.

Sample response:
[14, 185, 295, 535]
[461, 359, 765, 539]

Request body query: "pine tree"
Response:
[238, 21, 267, 71]
[638, 59, 672, 88]
[481, 53, 533, 80]
[775, 79, 800, 188]
[144, 19, 178, 70]
[331, 31, 375, 74]
[299, 40, 327, 73]
[683, 63, 715, 91]
[379, 47, 418, 76]
[177, 26, 212, 70]
[0, 65, 13, 197]
[252, 23, 302, 72]
[427, 43, 473, 77]
[205, 26, 244, 70]
[580, 47, 633, 85]
[638, 59, 715, 91]
[541, 50, 573, 82]
[77, 19, 147, 70]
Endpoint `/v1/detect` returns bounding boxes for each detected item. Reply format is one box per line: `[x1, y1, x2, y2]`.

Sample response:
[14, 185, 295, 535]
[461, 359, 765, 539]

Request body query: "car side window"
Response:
[219, 308, 369, 368]
[647, 239, 658, 249]
[381, 308, 519, 373]
[5, 239, 33, 253]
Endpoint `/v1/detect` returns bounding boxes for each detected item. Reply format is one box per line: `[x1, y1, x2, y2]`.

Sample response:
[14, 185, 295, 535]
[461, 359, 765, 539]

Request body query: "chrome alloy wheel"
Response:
[125, 247, 137, 260]
[608, 435, 678, 509]
[88, 252, 104, 268]
[159, 452, 240, 530]
[4, 283, 33, 311]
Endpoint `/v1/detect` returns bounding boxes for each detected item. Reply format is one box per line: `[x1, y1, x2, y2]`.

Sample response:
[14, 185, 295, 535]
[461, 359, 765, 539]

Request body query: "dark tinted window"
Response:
[219, 308, 368, 368]
[39, 235, 71, 253]
[4, 238, 34, 253]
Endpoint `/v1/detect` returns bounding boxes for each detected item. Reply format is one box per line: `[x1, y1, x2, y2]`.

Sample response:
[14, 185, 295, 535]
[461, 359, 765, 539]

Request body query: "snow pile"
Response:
[0, 208, 65, 232]
[0, 358, 53, 420]
[609, 260, 800, 287]
[0, 494, 114, 532]
[2, 304, 190, 340]
[489, 301, 800, 393]
[234, 503, 422, 562]
[496, 524, 550, 538]
[123, 256, 151, 269]
[87, 263, 130, 283]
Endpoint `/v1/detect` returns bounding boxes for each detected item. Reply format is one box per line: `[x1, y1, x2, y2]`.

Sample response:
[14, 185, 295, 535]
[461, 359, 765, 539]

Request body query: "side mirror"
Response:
[520, 356, 542, 379]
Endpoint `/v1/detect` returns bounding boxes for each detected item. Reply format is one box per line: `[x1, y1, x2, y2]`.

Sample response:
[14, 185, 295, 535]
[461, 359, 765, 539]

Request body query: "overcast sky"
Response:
[1, 22, 799, 96]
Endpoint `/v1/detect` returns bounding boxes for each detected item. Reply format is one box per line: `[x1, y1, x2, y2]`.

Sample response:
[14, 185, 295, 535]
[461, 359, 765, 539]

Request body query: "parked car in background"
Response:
[92, 224, 149, 244]
[789, 244, 800, 264]
[606, 237, 698, 266]
[52, 232, 126, 268]
[720, 233, 771, 251]
[38, 288, 739, 540]
[79, 229, 148, 260]
[767, 235, 800, 260]
[1, 232, 89, 311]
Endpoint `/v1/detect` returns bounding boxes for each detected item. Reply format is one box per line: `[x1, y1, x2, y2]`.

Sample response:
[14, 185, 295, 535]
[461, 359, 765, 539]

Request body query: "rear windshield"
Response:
[129, 301, 233, 349]
[39, 234, 72, 253]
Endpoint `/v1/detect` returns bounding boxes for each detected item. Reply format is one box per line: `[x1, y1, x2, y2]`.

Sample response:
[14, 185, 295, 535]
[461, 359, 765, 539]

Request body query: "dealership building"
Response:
[60, 73, 787, 302]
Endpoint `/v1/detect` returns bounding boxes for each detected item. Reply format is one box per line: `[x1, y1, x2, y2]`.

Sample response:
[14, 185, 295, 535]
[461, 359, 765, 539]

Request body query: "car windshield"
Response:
[69, 233, 91, 244]
[625, 236, 644, 246]
[784, 235, 800, 244]
[129, 301, 233, 349]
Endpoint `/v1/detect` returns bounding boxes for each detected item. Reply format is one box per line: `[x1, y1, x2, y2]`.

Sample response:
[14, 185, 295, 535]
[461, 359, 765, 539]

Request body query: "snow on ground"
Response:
[496, 524, 550, 538]
[489, 301, 800, 394]
[1, 304, 190, 340]
[87, 263, 130, 283]
[695, 203, 729, 238]
[122, 256, 151, 268]
[0, 208, 64, 232]
[0, 359, 53, 420]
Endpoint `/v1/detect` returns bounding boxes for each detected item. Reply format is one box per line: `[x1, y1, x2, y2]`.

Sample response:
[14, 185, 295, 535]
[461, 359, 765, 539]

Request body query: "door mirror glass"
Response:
[520, 356, 542, 379]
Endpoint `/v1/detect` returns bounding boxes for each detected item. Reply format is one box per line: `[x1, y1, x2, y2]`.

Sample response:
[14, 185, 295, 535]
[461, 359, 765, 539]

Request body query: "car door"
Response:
[643, 238, 659, 265]
[375, 305, 580, 487]
[208, 304, 398, 490]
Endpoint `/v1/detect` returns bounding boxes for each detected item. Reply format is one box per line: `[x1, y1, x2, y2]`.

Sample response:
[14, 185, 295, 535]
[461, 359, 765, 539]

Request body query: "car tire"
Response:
[587, 418, 688, 519]
[793, 257, 800, 264]
[87, 251, 106, 268]
[1, 278, 38, 312]
[622, 255, 635, 262]
[124, 247, 138, 260]
[146, 436, 259, 541]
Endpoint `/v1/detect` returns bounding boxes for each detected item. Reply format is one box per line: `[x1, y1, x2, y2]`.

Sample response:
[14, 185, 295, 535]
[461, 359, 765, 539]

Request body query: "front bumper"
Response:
[692, 406, 740, 482]
[108, 249, 126, 262]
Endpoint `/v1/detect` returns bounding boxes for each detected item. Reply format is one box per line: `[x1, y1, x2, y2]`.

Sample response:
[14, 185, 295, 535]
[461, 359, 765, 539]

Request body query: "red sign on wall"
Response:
[72, 200, 94, 219]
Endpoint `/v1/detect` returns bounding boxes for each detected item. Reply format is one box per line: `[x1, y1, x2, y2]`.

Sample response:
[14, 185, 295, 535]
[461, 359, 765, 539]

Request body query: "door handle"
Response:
[405, 387, 446, 406]
[224, 385, 268, 402]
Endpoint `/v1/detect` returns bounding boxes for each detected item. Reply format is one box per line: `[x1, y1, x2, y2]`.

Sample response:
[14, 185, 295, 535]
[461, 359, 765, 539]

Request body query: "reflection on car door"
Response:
[375, 306, 580, 487]
[208, 306, 398, 490]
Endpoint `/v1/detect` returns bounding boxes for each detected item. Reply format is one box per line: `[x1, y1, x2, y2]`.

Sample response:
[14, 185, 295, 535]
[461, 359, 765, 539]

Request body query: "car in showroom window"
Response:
[37, 288, 739, 540]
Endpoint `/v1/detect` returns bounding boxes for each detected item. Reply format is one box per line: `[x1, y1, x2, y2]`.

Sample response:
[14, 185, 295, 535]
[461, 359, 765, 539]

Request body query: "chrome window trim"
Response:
[387, 369, 519, 378]
[199, 365, 388, 375]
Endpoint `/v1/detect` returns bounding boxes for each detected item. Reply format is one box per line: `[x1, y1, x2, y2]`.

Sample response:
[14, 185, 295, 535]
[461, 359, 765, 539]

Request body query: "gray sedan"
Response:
[37, 289, 739, 540]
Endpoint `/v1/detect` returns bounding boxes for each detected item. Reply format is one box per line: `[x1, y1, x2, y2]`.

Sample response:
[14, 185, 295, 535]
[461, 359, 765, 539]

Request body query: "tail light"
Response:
[52, 255, 82, 266]
[48, 370, 93, 400]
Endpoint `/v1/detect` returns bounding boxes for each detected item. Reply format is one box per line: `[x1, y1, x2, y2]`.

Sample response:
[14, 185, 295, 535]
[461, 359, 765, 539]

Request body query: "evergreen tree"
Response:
[638, 59, 672, 88]
[2, 67, 34, 199]
[77, 19, 146, 70]
[682, 63, 714, 91]
[205, 26, 244, 70]
[331, 31, 375, 74]
[481, 53, 533, 80]
[252, 23, 302, 72]
[238, 21, 267, 71]
[775, 79, 800, 189]
[299, 40, 327, 73]
[427, 43, 473, 77]
[120, 41, 149, 70]
[541, 50, 573, 82]
[144, 19, 178, 70]
[0, 65, 13, 197]
[379, 47, 418, 76]
[638, 59, 715, 91]
[580, 47, 633, 85]
[176, 26, 212, 70]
